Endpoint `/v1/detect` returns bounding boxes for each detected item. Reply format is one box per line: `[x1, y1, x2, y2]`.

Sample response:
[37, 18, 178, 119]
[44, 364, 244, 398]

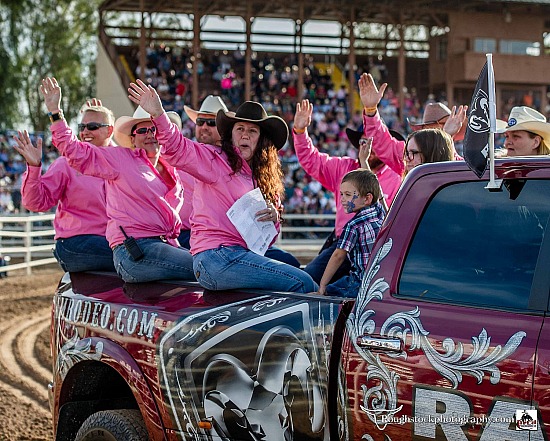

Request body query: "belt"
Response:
[112, 235, 168, 250]
[143, 235, 168, 242]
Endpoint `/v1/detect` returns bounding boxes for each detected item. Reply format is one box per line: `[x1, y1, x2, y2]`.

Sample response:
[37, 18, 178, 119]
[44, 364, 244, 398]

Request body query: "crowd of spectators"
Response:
[2, 46, 547, 241]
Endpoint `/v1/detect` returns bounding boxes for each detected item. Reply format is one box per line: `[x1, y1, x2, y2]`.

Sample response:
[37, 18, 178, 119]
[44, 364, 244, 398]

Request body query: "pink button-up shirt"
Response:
[153, 113, 281, 255]
[293, 130, 401, 236]
[51, 120, 183, 248]
[363, 111, 462, 177]
[176, 170, 195, 231]
[21, 158, 108, 239]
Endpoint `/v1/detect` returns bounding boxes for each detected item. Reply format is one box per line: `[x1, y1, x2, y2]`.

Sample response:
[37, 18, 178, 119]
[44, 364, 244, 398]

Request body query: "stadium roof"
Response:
[99, 0, 550, 27]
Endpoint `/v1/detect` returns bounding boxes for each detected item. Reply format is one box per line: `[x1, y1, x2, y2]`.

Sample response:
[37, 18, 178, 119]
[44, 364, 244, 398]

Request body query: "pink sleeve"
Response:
[363, 111, 405, 176]
[293, 130, 357, 193]
[50, 121, 119, 180]
[21, 162, 68, 212]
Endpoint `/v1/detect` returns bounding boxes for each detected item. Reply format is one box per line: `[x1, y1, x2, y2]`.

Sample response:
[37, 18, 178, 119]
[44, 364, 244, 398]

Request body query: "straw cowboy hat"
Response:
[408, 102, 452, 130]
[184, 95, 228, 123]
[216, 101, 289, 149]
[114, 106, 182, 147]
[496, 106, 550, 144]
[346, 126, 406, 149]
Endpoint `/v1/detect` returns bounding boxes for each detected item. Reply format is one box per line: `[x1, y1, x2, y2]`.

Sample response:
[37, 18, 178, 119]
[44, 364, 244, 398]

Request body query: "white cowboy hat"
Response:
[184, 95, 228, 123]
[496, 106, 550, 143]
[113, 106, 152, 148]
[114, 107, 182, 147]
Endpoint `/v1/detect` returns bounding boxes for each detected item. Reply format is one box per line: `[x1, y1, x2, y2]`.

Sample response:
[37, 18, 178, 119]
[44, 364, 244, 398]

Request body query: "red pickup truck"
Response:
[49, 157, 550, 440]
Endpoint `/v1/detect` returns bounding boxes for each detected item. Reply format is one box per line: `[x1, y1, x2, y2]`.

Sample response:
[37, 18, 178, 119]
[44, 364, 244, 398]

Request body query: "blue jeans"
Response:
[304, 239, 351, 284]
[193, 245, 318, 293]
[113, 238, 195, 283]
[53, 235, 115, 273]
[180, 231, 300, 268]
[325, 273, 361, 298]
[265, 246, 301, 268]
[178, 229, 191, 249]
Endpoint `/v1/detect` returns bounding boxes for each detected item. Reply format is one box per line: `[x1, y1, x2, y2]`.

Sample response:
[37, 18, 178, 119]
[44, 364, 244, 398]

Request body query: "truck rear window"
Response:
[399, 179, 550, 311]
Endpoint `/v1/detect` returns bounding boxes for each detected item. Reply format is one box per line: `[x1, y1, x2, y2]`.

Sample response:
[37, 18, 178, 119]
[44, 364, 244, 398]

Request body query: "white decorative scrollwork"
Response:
[251, 297, 287, 311]
[176, 311, 231, 342]
[56, 334, 103, 380]
[346, 238, 527, 433]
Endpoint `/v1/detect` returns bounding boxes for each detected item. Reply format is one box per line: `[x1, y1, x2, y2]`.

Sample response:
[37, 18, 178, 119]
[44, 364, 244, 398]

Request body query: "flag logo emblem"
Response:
[515, 409, 538, 431]
[468, 89, 490, 134]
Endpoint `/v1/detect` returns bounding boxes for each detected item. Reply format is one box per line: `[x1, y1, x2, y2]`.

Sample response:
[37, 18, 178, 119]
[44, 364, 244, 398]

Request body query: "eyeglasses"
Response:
[358, 139, 371, 146]
[196, 118, 216, 127]
[132, 126, 157, 136]
[78, 122, 110, 132]
[404, 149, 421, 161]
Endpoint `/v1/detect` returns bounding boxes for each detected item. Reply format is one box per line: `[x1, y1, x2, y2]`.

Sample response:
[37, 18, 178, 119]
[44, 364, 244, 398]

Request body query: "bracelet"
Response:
[364, 106, 378, 115]
[293, 127, 306, 134]
[48, 110, 64, 123]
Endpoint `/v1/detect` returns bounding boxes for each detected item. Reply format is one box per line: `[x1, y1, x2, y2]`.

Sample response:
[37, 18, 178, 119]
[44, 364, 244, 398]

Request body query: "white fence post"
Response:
[0, 213, 57, 275]
[0, 212, 336, 275]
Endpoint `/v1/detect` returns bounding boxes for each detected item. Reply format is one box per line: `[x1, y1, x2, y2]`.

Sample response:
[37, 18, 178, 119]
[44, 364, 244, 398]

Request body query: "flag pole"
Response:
[484, 53, 502, 190]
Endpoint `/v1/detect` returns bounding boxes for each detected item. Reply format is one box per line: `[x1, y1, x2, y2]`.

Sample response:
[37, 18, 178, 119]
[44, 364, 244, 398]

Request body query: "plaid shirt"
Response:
[337, 202, 385, 280]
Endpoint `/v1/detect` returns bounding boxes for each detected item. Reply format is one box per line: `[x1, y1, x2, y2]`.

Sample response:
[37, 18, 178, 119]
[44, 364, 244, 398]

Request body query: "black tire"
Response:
[74, 409, 148, 441]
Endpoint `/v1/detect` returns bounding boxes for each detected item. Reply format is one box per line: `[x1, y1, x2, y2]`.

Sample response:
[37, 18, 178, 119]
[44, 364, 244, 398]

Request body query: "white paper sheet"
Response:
[226, 188, 278, 255]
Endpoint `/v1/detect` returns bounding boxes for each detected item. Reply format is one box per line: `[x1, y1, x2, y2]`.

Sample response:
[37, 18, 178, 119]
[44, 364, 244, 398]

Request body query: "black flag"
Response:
[463, 59, 495, 178]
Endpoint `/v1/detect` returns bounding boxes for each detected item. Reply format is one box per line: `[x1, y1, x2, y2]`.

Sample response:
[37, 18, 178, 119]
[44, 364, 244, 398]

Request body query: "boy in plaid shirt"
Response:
[318, 168, 385, 297]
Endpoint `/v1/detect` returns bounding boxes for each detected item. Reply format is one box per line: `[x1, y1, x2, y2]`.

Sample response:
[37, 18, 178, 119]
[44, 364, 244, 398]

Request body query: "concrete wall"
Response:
[96, 42, 134, 122]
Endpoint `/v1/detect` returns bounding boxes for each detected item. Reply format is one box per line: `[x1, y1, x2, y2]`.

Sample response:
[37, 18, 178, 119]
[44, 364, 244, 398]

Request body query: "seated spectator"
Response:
[129, 79, 317, 293]
[318, 169, 385, 297]
[13, 101, 116, 273]
[39, 76, 195, 283]
[292, 99, 401, 284]
[496, 106, 550, 156]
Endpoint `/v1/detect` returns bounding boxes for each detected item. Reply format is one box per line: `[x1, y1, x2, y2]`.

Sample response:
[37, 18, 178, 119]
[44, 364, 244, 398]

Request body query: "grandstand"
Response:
[96, 0, 550, 121]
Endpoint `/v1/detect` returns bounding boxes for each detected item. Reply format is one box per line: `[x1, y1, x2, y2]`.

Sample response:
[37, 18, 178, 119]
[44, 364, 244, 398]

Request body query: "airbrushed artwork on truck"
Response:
[158, 296, 340, 441]
[346, 238, 527, 435]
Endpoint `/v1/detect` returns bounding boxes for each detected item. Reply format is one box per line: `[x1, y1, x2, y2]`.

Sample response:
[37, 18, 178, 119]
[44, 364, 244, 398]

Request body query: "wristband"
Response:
[364, 106, 378, 114]
[48, 110, 64, 123]
[293, 127, 306, 134]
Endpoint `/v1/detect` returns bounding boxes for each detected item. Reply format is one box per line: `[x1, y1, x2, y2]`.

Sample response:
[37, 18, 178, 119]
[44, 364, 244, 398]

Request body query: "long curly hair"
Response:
[221, 128, 285, 208]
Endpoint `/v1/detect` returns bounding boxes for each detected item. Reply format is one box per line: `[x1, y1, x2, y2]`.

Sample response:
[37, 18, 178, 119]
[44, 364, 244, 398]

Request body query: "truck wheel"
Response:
[74, 409, 147, 441]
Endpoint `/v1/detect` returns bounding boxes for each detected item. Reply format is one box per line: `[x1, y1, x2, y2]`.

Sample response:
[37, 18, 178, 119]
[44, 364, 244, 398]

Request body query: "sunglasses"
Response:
[132, 126, 157, 136]
[78, 122, 110, 132]
[196, 118, 216, 127]
[404, 149, 421, 161]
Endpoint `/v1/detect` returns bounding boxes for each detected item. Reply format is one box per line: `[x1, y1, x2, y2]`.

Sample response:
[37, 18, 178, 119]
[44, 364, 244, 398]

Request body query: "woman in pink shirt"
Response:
[38, 77, 194, 283]
[128, 79, 317, 293]
[14, 104, 115, 273]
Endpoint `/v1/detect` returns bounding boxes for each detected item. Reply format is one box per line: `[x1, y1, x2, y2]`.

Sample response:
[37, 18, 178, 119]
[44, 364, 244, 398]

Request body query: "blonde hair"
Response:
[83, 106, 115, 126]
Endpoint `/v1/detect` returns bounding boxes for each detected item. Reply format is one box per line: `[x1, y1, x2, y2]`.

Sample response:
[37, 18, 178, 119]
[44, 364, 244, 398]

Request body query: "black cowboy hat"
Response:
[216, 101, 289, 149]
[346, 126, 406, 149]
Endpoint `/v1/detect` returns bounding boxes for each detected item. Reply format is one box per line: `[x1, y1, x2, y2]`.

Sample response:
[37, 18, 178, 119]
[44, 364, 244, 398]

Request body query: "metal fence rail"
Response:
[0, 212, 335, 275]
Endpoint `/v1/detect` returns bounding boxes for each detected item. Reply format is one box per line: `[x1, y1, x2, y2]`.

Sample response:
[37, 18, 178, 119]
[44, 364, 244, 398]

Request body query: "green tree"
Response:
[0, 0, 102, 131]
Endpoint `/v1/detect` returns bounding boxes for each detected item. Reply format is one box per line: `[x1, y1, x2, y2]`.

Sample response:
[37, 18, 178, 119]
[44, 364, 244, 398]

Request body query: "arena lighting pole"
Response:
[245, 3, 252, 101]
[296, 3, 304, 102]
[139, 0, 146, 82]
[347, 9, 356, 117]
[192, 0, 200, 110]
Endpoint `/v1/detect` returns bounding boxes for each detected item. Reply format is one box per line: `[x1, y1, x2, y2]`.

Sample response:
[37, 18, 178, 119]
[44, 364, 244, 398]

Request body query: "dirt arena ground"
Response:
[0, 267, 64, 441]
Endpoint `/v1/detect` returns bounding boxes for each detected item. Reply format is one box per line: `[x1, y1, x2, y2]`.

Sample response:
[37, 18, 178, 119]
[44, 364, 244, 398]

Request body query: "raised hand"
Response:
[40, 77, 62, 113]
[12, 131, 43, 167]
[358, 73, 387, 110]
[85, 98, 103, 109]
[358, 137, 373, 170]
[443, 105, 468, 137]
[128, 79, 164, 118]
[293, 99, 312, 131]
